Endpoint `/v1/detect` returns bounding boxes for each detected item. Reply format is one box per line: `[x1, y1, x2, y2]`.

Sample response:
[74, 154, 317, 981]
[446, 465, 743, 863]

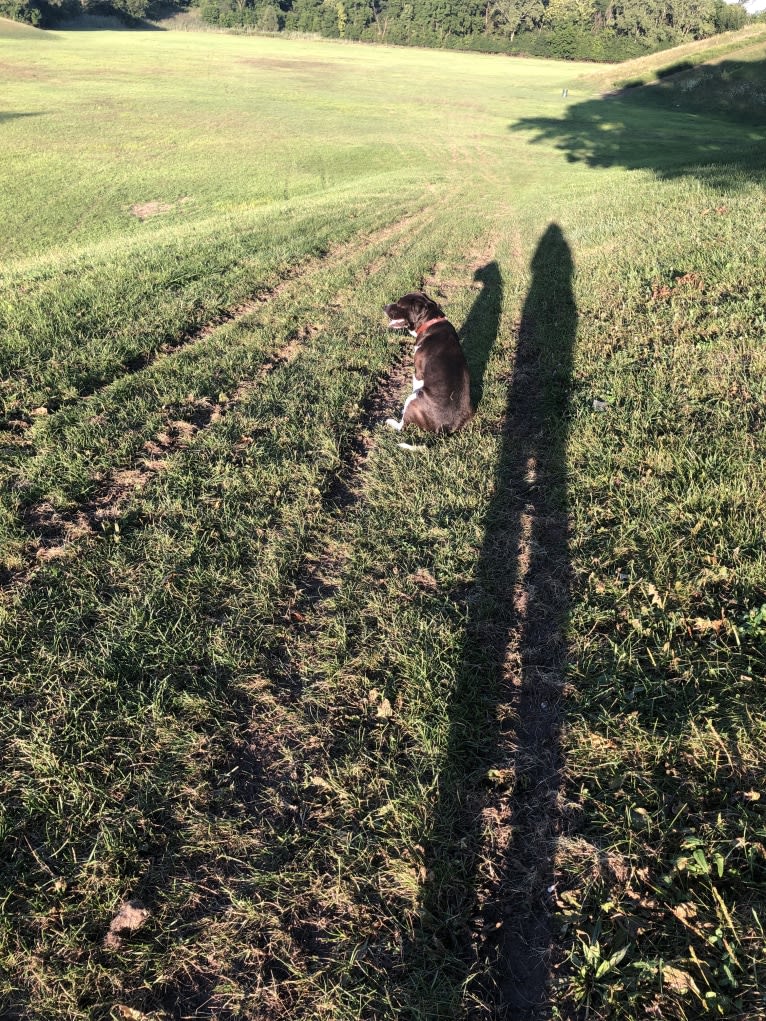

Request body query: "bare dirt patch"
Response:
[129, 200, 177, 220]
[0, 61, 40, 80]
[104, 899, 151, 950]
[239, 57, 333, 72]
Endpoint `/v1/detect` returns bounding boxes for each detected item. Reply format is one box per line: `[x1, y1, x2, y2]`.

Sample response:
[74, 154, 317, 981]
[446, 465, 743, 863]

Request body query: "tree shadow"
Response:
[420, 224, 576, 1018]
[510, 58, 766, 191]
[0, 112, 47, 124]
[54, 13, 166, 30]
[459, 260, 503, 411]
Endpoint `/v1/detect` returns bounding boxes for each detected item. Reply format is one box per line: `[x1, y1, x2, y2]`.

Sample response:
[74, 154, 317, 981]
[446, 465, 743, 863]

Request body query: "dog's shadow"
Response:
[459, 261, 503, 410]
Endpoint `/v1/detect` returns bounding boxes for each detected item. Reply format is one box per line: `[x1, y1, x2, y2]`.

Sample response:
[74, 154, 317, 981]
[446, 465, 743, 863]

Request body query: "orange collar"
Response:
[415, 316, 447, 337]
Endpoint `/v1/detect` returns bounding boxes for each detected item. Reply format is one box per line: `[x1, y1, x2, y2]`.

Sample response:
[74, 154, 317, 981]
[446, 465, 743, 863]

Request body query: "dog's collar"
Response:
[415, 316, 447, 337]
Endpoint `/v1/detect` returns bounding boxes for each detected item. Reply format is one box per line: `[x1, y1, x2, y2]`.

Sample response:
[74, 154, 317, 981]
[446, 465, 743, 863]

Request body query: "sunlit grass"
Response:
[1, 22, 765, 1021]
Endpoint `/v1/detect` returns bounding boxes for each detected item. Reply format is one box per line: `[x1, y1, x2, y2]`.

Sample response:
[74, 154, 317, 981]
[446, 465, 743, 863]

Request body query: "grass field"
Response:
[1, 19, 766, 1021]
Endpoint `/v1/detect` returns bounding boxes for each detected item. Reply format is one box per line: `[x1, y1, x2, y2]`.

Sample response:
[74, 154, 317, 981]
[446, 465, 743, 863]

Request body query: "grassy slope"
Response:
[585, 22, 766, 92]
[0, 15, 52, 36]
[1, 24, 766, 1021]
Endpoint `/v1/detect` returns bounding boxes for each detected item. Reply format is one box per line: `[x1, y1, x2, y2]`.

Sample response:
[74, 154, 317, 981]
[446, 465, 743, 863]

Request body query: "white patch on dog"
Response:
[387, 390, 421, 432]
[412, 376, 424, 392]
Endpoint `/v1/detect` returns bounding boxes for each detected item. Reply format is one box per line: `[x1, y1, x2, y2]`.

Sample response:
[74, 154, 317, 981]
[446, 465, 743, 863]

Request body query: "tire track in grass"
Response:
[1, 206, 429, 580]
[261, 224, 571, 1018]
[143, 322, 438, 1020]
[231, 235, 511, 1018]
[0, 202, 443, 596]
[68, 206, 432, 407]
[17, 326, 325, 569]
[0, 201, 431, 560]
[0, 190, 430, 425]
[0, 202, 429, 437]
[0, 208, 469, 1021]
[285, 235, 502, 622]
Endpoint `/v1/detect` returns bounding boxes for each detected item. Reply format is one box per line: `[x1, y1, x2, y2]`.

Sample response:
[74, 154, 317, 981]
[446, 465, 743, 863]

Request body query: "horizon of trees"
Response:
[2, 0, 758, 62]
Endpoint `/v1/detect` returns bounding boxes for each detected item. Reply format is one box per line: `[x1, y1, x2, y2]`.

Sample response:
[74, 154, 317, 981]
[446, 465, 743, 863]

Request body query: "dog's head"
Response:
[383, 291, 445, 333]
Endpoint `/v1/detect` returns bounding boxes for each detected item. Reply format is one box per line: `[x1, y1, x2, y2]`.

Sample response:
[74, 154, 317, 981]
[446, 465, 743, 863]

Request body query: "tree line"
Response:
[3, 0, 755, 62]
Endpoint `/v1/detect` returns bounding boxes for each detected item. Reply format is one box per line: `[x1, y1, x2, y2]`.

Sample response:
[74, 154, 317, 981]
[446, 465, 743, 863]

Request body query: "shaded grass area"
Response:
[583, 23, 766, 94]
[511, 97, 766, 193]
[513, 37, 766, 192]
[614, 45, 766, 125]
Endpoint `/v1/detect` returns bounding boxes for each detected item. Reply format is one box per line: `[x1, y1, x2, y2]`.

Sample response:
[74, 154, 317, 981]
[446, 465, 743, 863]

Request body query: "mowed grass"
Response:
[1, 22, 766, 1021]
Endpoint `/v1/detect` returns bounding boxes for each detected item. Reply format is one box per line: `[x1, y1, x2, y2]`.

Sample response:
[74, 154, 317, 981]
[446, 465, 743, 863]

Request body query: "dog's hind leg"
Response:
[385, 391, 419, 431]
[402, 395, 436, 433]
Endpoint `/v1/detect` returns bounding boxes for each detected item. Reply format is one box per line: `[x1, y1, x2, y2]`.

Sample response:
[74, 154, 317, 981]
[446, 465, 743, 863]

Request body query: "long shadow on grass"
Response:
[459, 261, 503, 411]
[511, 58, 766, 191]
[0, 112, 47, 124]
[419, 224, 575, 1019]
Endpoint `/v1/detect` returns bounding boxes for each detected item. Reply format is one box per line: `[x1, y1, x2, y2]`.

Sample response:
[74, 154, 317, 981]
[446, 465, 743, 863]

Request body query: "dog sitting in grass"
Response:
[383, 291, 473, 435]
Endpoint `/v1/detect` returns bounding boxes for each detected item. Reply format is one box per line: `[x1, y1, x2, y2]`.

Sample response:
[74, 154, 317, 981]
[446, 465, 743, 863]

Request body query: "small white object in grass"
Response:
[592, 398, 609, 412]
[376, 697, 393, 719]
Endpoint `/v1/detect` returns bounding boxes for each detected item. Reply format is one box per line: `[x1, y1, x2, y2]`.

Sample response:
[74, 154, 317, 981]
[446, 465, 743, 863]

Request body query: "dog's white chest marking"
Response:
[412, 376, 424, 392]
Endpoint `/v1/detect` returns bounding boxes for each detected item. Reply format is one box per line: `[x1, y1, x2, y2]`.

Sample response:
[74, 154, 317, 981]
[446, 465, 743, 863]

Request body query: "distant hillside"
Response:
[582, 24, 766, 124]
[587, 22, 766, 93]
[0, 12, 46, 33]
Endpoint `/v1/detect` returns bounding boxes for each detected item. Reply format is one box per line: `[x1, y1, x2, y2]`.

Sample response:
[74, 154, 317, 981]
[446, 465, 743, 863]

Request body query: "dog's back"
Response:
[383, 290, 473, 435]
[412, 321, 473, 433]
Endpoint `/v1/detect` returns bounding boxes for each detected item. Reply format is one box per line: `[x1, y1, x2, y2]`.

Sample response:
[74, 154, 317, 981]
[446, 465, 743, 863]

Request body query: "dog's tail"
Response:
[397, 442, 425, 451]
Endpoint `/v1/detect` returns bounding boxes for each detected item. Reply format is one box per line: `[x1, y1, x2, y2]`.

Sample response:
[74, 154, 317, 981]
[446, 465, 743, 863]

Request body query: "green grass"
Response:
[1, 22, 766, 1021]
[584, 22, 766, 93]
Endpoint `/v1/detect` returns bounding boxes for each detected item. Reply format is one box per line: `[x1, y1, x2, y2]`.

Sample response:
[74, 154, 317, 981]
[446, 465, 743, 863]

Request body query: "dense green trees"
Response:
[2, 0, 753, 61]
[0, 0, 152, 26]
[203, 0, 751, 59]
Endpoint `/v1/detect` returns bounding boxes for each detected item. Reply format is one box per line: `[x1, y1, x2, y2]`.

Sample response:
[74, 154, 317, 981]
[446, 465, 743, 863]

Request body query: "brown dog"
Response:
[383, 291, 473, 435]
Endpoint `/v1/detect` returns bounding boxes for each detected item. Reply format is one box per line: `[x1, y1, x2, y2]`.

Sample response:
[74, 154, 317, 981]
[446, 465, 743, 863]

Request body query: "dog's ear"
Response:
[406, 291, 444, 326]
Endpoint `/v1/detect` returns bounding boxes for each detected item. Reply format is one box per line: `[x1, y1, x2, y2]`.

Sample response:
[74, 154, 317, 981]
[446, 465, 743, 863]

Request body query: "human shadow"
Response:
[511, 58, 766, 191]
[419, 224, 576, 1019]
[459, 260, 503, 411]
